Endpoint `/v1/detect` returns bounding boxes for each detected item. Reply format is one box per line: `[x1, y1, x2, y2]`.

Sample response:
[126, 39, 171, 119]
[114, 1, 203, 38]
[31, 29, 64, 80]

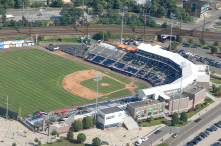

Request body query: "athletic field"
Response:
[0, 49, 147, 116]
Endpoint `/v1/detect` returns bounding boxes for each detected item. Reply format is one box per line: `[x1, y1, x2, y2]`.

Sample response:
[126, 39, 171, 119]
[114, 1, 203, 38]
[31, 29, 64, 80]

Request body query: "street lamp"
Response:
[93, 72, 102, 127]
[119, 5, 128, 44]
[169, 13, 176, 51]
[178, 61, 186, 117]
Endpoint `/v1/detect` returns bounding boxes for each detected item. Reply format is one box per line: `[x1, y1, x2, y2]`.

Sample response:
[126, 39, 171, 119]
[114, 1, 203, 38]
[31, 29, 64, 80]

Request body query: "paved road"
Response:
[140, 102, 221, 146]
[153, 10, 221, 32]
[164, 103, 221, 146]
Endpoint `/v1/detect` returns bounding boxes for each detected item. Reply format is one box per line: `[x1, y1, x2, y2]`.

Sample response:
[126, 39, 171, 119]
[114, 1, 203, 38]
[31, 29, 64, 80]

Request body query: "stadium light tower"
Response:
[120, 5, 128, 44]
[169, 13, 176, 51]
[178, 61, 186, 117]
[93, 72, 102, 127]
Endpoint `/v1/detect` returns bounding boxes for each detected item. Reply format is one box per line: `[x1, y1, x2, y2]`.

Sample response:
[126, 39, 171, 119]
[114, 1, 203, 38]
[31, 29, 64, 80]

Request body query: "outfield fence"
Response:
[0, 97, 18, 120]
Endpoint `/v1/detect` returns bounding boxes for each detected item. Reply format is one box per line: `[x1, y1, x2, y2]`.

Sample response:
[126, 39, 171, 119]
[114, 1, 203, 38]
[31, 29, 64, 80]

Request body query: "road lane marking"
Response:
[169, 108, 221, 145]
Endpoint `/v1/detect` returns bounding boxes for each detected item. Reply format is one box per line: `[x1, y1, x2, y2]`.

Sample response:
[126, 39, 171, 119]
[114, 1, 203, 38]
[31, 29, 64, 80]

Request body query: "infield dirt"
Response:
[62, 70, 138, 99]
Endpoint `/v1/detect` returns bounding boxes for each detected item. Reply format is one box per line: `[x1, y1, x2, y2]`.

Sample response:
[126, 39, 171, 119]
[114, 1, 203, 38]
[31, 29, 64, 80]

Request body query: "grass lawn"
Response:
[187, 103, 213, 118]
[80, 76, 125, 94]
[210, 76, 221, 84]
[43, 141, 92, 146]
[141, 119, 168, 127]
[105, 72, 132, 84]
[0, 49, 133, 116]
[170, 121, 191, 127]
[133, 81, 148, 94]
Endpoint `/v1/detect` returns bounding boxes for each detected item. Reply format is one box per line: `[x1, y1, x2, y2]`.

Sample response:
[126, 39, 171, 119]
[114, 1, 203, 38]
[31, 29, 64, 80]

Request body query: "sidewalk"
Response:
[188, 98, 221, 122]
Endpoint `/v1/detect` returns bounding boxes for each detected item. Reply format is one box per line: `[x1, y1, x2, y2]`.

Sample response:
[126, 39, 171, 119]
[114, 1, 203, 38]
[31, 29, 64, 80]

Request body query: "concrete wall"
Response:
[166, 97, 190, 114]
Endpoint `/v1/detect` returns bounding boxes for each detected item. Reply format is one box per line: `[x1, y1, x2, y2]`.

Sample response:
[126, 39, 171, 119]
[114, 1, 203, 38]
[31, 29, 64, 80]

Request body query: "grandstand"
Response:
[61, 42, 209, 95]
[83, 42, 183, 86]
[137, 43, 210, 101]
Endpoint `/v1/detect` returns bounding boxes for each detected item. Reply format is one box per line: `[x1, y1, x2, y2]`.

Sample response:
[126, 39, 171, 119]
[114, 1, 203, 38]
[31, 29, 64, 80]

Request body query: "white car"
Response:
[135, 139, 142, 146]
[141, 137, 149, 142]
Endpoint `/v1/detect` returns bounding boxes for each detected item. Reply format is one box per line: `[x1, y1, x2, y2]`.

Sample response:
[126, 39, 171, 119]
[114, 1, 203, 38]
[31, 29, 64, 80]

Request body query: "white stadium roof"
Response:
[137, 43, 209, 100]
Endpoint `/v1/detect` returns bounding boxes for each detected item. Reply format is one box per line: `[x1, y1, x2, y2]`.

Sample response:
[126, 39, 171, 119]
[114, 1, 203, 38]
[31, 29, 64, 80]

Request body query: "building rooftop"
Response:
[129, 99, 160, 108]
[183, 85, 204, 95]
[99, 106, 122, 115]
[166, 92, 189, 101]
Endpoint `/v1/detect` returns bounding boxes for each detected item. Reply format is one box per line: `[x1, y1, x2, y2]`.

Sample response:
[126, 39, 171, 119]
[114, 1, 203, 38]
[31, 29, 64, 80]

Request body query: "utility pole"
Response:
[143, 8, 147, 35]
[28, 6, 31, 39]
[202, 15, 205, 39]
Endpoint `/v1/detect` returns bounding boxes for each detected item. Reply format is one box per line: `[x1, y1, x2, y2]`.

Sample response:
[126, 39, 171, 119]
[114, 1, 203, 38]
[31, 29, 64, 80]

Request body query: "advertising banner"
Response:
[4, 41, 12, 45]
[9, 44, 16, 48]
[12, 40, 24, 44]
[0, 42, 4, 45]
[24, 39, 35, 43]
[16, 43, 22, 47]
[4, 45, 10, 48]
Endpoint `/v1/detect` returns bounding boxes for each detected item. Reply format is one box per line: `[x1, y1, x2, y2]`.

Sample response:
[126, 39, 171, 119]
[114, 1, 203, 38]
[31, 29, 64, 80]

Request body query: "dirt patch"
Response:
[54, 50, 66, 55]
[62, 70, 140, 99]
[101, 83, 110, 86]
[62, 70, 107, 99]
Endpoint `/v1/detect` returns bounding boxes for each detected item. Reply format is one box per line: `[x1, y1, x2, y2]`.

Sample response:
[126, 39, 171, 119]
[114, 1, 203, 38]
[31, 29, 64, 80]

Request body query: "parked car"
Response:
[172, 133, 179, 138]
[194, 118, 201, 123]
[135, 139, 142, 146]
[101, 141, 109, 145]
[203, 47, 210, 49]
[154, 130, 161, 134]
[191, 46, 198, 48]
[141, 137, 148, 142]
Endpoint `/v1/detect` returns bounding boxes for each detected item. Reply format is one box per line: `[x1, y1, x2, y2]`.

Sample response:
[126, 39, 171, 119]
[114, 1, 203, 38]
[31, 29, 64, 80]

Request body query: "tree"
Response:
[15, 0, 23, 8]
[72, 120, 83, 132]
[150, 116, 154, 122]
[83, 116, 93, 129]
[77, 133, 86, 143]
[51, 130, 58, 137]
[168, 43, 177, 50]
[171, 112, 179, 126]
[67, 131, 73, 140]
[189, 38, 194, 44]
[92, 137, 101, 146]
[38, 141, 42, 146]
[180, 112, 187, 122]
[211, 47, 217, 54]
[95, 4, 104, 15]
[34, 138, 39, 144]
[176, 36, 182, 43]
[161, 22, 169, 28]
[200, 38, 206, 45]
[12, 142, 16, 146]
[214, 41, 218, 46]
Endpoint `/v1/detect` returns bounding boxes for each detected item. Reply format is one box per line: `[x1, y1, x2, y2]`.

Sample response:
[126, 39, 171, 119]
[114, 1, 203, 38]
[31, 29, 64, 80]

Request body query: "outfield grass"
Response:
[0, 49, 132, 116]
[133, 81, 148, 94]
[80, 76, 125, 94]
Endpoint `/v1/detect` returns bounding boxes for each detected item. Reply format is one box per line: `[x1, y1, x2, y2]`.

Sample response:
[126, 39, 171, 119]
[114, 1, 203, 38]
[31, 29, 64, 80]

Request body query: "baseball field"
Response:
[0, 48, 148, 116]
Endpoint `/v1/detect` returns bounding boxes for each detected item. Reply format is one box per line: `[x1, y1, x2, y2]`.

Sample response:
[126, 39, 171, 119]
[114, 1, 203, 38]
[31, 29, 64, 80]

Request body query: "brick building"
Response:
[183, 0, 209, 17]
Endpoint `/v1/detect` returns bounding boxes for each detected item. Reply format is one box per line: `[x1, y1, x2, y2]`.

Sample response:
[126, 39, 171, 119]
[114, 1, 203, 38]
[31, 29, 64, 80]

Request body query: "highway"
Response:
[140, 103, 221, 146]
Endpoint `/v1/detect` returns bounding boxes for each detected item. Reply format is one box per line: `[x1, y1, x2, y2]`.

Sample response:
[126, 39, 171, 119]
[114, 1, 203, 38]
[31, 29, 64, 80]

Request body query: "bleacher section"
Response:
[83, 42, 182, 87]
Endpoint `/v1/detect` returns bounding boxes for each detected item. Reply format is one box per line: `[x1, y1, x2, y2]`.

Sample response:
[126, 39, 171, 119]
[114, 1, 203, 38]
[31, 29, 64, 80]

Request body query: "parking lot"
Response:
[183, 114, 221, 146]
[176, 46, 221, 74]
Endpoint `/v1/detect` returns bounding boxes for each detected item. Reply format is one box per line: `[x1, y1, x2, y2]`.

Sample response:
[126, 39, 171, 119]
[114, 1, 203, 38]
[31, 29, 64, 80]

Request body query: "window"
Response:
[153, 106, 158, 111]
[159, 105, 164, 113]
[106, 115, 115, 120]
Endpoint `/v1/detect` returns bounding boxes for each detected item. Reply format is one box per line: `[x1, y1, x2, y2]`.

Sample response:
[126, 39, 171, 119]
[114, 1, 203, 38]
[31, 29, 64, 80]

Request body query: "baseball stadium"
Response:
[0, 45, 149, 118]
